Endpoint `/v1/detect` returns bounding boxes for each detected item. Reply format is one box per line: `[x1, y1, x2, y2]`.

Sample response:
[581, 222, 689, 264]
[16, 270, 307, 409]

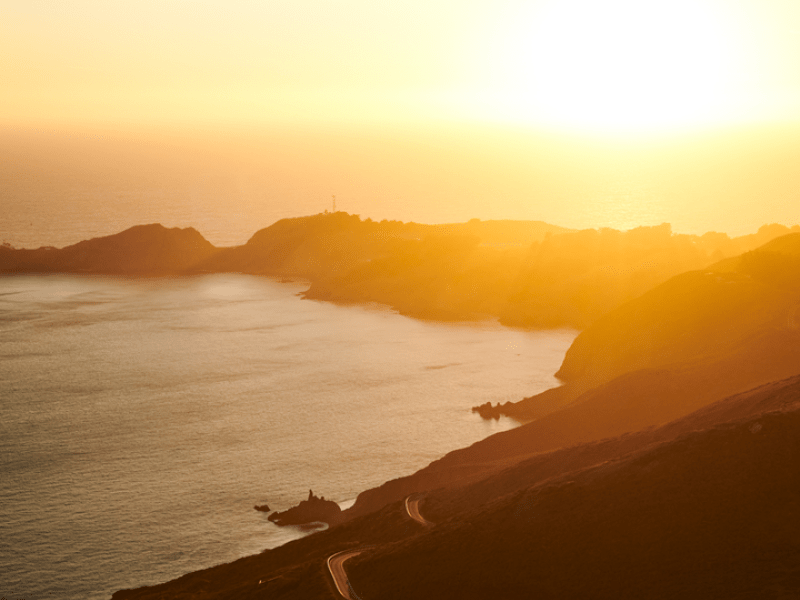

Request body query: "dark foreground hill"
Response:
[349, 405, 800, 599]
[112, 373, 800, 599]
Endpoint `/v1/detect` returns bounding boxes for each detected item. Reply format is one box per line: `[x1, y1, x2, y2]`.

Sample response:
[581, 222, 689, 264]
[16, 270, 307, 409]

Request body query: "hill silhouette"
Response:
[0, 223, 216, 275]
[2, 213, 797, 330]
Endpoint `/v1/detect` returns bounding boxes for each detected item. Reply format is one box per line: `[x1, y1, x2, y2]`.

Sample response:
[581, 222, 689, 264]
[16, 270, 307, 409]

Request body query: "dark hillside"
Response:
[424, 374, 800, 524]
[349, 407, 800, 599]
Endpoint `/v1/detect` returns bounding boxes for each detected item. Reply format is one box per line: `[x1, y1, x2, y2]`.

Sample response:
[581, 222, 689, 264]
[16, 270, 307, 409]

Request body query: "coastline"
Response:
[4, 213, 797, 332]
[4, 214, 800, 597]
[1, 271, 564, 600]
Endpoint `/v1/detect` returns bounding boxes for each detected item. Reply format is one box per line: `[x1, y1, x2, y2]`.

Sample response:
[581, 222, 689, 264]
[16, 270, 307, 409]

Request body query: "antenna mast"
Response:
[332, 195, 337, 213]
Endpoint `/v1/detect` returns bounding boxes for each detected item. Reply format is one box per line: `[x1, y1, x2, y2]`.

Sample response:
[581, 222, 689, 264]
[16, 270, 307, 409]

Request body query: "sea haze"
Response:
[3, 124, 800, 250]
[0, 273, 576, 600]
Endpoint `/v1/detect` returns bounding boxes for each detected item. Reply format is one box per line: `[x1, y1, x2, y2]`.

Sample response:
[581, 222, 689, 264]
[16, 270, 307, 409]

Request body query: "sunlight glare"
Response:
[467, 0, 743, 133]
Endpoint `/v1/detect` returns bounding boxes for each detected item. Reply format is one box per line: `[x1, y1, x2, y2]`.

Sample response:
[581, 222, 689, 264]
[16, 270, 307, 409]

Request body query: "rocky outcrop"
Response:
[254, 504, 271, 512]
[267, 490, 342, 526]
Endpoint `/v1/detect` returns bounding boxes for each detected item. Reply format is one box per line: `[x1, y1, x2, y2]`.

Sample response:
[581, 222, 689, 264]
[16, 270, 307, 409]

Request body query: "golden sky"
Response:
[3, 0, 800, 134]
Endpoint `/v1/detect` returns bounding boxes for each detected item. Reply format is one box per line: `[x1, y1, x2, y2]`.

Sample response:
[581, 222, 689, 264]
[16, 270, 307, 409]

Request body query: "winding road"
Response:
[327, 549, 364, 600]
[327, 495, 433, 598]
[405, 494, 433, 527]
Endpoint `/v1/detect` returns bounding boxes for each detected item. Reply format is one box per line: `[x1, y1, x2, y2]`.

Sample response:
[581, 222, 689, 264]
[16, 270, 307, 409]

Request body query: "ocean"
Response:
[0, 273, 576, 599]
[2, 123, 800, 250]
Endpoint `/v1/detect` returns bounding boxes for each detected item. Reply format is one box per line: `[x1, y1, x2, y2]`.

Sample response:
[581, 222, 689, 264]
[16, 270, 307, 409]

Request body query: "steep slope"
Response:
[559, 231, 800, 387]
[479, 230, 800, 421]
[424, 373, 800, 523]
[556, 270, 796, 388]
[349, 407, 800, 599]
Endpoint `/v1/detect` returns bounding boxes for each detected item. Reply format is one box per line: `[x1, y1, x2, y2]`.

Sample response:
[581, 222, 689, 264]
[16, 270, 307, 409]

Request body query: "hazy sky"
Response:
[3, 0, 800, 133]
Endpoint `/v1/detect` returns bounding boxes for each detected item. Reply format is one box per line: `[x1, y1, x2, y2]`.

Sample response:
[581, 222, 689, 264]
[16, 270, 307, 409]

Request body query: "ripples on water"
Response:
[0, 274, 576, 599]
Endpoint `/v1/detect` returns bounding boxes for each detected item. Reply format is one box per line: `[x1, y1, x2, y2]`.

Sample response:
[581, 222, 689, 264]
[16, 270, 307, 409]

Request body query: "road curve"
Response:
[327, 498, 431, 598]
[327, 549, 363, 599]
[405, 494, 433, 527]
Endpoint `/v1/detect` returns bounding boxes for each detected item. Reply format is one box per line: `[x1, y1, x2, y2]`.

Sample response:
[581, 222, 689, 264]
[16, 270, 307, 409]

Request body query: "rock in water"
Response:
[267, 490, 342, 526]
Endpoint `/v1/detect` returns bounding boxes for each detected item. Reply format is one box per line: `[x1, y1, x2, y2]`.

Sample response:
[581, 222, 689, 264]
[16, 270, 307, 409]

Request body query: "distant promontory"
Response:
[2, 212, 797, 331]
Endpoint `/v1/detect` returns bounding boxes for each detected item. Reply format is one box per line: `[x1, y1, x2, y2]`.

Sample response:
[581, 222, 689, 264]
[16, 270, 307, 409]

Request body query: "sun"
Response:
[462, 0, 744, 134]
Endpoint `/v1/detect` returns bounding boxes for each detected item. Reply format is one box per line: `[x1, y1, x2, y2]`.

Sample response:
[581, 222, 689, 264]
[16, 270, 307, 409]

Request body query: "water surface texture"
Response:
[0, 274, 575, 599]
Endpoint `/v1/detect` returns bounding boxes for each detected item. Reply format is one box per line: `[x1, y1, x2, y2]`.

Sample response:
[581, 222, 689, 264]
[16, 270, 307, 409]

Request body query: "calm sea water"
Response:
[0, 273, 576, 600]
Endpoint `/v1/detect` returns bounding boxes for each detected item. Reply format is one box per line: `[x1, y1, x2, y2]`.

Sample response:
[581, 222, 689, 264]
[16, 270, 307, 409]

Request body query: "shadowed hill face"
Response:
[202, 213, 371, 277]
[556, 231, 800, 389]
[738, 237, 800, 291]
[555, 270, 795, 387]
[60, 224, 218, 274]
[477, 230, 800, 421]
[425, 374, 800, 525]
[348, 407, 800, 600]
[753, 231, 800, 256]
[495, 223, 799, 329]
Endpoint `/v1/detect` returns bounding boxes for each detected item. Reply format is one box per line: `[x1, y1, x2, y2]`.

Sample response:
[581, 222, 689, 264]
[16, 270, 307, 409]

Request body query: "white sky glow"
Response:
[2, 0, 800, 132]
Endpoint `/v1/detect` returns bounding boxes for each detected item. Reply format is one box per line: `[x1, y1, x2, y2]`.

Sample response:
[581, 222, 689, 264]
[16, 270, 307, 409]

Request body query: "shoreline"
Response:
[4, 214, 798, 332]
[2, 271, 565, 600]
[5, 215, 800, 597]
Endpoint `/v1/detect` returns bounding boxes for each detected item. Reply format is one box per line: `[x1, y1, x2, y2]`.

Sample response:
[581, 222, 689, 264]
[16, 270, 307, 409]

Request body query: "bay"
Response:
[0, 273, 575, 599]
